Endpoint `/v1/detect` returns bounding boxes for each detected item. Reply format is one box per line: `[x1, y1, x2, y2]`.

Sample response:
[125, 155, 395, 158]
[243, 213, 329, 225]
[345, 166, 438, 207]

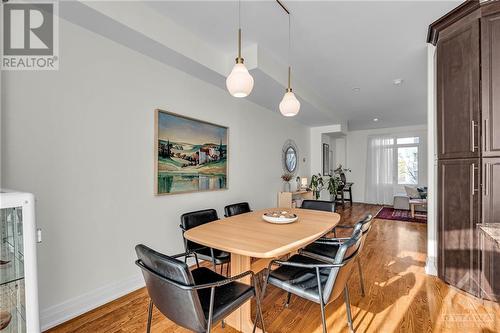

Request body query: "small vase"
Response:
[283, 181, 291, 192]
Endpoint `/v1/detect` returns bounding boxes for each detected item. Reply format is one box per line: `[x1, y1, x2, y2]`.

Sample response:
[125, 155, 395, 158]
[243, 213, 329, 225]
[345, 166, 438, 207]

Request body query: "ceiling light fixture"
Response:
[352, 87, 361, 92]
[279, 2, 300, 117]
[393, 78, 404, 86]
[373, 118, 379, 122]
[226, 0, 254, 98]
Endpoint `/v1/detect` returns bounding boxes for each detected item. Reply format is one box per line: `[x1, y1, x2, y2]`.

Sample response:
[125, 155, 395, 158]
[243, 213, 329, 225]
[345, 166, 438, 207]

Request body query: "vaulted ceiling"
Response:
[67, 1, 461, 130]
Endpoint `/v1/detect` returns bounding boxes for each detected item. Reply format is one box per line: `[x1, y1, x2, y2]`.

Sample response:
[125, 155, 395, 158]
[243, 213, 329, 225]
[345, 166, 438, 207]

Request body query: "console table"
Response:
[277, 190, 313, 208]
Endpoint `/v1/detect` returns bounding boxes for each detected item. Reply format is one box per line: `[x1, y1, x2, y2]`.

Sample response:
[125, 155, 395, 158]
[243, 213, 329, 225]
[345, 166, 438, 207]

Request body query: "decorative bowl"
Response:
[262, 211, 298, 224]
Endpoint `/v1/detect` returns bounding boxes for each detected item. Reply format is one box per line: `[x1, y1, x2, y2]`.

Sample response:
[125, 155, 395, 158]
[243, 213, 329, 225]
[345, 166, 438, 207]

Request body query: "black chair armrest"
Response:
[268, 259, 343, 270]
[136, 259, 254, 291]
[191, 270, 255, 290]
[313, 238, 347, 245]
[171, 252, 193, 259]
[334, 225, 354, 229]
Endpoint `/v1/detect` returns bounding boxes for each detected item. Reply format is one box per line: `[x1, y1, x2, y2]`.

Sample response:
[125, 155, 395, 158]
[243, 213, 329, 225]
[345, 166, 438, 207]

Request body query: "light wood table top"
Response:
[184, 208, 340, 258]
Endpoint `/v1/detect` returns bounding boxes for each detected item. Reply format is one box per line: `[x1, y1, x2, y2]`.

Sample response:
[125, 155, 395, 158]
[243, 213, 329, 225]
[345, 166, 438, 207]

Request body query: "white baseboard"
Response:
[40, 273, 145, 331]
[40, 257, 202, 331]
[425, 256, 438, 276]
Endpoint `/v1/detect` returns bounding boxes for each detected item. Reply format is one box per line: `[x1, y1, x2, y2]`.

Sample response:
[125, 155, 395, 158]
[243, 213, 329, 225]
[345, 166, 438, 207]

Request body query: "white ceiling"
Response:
[145, 0, 461, 130]
[69, 1, 461, 130]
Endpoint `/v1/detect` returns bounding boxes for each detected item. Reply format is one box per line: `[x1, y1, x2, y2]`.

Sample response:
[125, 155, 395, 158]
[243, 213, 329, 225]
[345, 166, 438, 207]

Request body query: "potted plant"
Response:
[281, 173, 293, 192]
[309, 173, 324, 199]
[327, 174, 341, 201]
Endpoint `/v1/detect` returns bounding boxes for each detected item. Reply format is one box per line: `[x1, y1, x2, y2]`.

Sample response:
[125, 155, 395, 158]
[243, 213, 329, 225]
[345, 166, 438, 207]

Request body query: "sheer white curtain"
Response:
[365, 135, 394, 205]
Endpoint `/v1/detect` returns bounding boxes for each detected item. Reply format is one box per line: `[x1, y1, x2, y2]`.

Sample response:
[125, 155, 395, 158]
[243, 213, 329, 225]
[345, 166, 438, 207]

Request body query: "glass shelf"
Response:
[0, 207, 26, 332]
[0, 255, 24, 287]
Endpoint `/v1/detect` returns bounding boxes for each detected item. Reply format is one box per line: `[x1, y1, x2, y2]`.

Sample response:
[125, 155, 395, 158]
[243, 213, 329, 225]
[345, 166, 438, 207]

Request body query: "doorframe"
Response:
[426, 43, 438, 276]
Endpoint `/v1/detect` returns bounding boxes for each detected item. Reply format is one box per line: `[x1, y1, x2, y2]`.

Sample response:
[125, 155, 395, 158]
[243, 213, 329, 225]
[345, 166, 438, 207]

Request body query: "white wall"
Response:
[310, 124, 343, 175]
[1, 18, 310, 329]
[334, 136, 346, 168]
[345, 125, 428, 203]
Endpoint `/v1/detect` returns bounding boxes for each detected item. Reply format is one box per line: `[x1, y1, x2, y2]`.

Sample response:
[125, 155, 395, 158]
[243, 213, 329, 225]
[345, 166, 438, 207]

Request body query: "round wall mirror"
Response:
[282, 140, 299, 175]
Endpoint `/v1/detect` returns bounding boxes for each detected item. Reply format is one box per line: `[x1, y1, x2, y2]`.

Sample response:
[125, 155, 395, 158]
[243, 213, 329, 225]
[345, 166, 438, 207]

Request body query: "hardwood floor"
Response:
[47, 204, 500, 333]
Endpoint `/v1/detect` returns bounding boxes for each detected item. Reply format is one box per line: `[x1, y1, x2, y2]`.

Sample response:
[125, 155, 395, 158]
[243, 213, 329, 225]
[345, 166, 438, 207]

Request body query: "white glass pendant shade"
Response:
[226, 62, 254, 98]
[279, 90, 300, 117]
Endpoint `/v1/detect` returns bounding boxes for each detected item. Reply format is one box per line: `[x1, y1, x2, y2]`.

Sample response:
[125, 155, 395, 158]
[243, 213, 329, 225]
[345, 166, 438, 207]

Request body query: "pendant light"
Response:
[226, 0, 254, 98]
[279, 14, 300, 117]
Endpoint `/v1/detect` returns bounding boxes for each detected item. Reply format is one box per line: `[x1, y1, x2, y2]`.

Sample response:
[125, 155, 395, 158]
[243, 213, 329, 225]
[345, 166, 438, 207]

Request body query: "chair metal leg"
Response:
[194, 253, 200, 268]
[207, 287, 215, 333]
[357, 259, 366, 297]
[209, 248, 217, 272]
[146, 299, 153, 333]
[285, 292, 292, 307]
[319, 304, 327, 333]
[316, 268, 327, 333]
[343, 286, 354, 333]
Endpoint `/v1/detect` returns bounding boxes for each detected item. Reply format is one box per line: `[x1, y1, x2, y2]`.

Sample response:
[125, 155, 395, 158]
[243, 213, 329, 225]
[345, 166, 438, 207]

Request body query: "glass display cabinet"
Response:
[0, 191, 39, 332]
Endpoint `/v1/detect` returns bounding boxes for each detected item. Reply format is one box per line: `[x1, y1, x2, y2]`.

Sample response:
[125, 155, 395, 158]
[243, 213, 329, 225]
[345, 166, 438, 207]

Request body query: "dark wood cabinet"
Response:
[482, 158, 500, 223]
[431, 0, 500, 301]
[482, 11, 500, 157]
[437, 19, 481, 160]
[480, 229, 500, 301]
[438, 158, 480, 296]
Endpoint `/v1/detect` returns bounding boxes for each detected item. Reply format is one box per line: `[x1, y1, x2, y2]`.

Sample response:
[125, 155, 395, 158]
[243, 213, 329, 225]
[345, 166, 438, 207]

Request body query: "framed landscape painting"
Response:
[154, 109, 228, 195]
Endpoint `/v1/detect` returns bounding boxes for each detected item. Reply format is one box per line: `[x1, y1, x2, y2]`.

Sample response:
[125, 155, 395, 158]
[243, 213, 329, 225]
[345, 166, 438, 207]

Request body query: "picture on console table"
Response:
[155, 109, 228, 195]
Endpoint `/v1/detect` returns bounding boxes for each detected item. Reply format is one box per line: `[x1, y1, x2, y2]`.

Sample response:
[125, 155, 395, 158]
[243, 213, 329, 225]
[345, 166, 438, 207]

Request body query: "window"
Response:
[395, 136, 419, 185]
[398, 146, 418, 184]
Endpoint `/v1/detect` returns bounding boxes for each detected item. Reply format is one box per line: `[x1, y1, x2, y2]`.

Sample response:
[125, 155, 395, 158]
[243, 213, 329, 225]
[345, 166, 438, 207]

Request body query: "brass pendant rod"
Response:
[238, 28, 242, 60]
[288, 66, 291, 91]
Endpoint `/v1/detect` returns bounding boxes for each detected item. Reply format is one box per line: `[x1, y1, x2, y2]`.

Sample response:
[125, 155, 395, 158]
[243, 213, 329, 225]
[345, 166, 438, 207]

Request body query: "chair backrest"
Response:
[224, 202, 251, 217]
[322, 230, 363, 303]
[180, 209, 219, 252]
[358, 214, 373, 251]
[359, 214, 373, 234]
[340, 172, 347, 185]
[301, 200, 335, 213]
[135, 244, 206, 332]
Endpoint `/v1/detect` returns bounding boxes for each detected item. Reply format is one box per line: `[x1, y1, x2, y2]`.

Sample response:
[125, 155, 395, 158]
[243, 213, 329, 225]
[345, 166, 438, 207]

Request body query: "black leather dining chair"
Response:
[261, 230, 363, 333]
[180, 209, 230, 275]
[135, 244, 265, 333]
[224, 202, 252, 217]
[300, 200, 335, 212]
[301, 214, 373, 297]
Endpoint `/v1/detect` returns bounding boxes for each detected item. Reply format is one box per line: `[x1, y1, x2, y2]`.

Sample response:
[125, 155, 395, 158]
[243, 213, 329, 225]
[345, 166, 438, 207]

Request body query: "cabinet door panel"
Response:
[482, 12, 500, 157]
[437, 20, 480, 159]
[480, 230, 500, 301]
[438, 159, 480, 296]
[482, 158, 500, 223]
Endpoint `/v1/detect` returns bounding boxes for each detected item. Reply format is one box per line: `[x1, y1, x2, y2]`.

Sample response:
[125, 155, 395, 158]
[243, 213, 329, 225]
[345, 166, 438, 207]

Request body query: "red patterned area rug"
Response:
[375, 207, 427, 224]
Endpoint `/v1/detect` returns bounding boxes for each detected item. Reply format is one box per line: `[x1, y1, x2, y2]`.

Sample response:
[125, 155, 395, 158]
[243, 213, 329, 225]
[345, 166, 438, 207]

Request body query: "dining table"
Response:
[184, 207, 340, 333]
